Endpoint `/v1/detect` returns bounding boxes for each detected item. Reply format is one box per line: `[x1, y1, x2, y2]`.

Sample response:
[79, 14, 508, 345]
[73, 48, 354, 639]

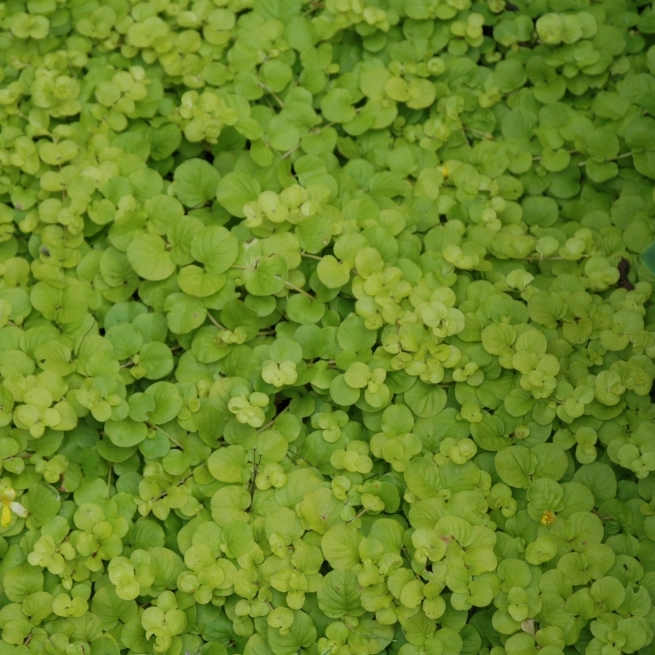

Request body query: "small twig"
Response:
[281, 144, 301, 160]
[347, 508, 367, 523]
[74, 316, 96, 356]
[280, 119, 337, 159]
[153, 474, 193, 502]
[284, 280, 315, 300]
[248, 449, 260, 511]
[302, 0, 323, 15]
[402, 546, 426, 580]
[207, 313, 226, 330]
[301, 253, 322, 261]
[106, 465, 112, 499]
[465, 127, 494, 140]
[146, 422, 184, 449]
[617, 258, 635, 291]
[523, 255, 592, 262]
[257, 405, 290, 433]
[578, 151, 633, 167]
[287, 449, 311, 464]
[532, 150, 578, 162]
[44, 482, 61, 501]
[524, 256, 566, 261]
[349, 628, 396, 643]
[259, 83, 285, 109]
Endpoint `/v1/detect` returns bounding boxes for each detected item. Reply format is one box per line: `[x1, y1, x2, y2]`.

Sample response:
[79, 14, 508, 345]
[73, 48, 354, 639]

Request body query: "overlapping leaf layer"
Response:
[1, 1, 655, 655]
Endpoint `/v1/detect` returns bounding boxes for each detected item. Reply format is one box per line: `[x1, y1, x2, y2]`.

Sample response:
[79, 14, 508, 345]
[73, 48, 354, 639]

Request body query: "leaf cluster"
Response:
[1, 1, 655, 655]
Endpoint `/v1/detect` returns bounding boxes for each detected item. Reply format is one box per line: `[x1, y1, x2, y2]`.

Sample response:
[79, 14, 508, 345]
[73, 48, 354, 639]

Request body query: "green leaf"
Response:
[145, 382, 183, 424]
[106, 419, 148, 447]
[208, 446, 250, 484]
[404, 381, 447, 418]
[317, 570, 364, 617]
[173, 159, 221, 208]
[216, 172, 261, 218]
[572, 463, 617, 506]
[91, 635, 121, 655]
[139, 342, 174, 379]
[267, 610, 317, 655]
[164, 293, 207, 334]
[3, 565, 43, 602]
[320, 89, 356, 123]
[321, 525, 363, 570]
[317, 255, 350, 289]
[147, 123, 182, 161]
[243, 255, 287, 296]
[91, 585, 138, 631]
[190, 226, 238, 274]
[127, 234, 176, 281]
[495, 446, 538, 488]
[255, 0, 301, 22]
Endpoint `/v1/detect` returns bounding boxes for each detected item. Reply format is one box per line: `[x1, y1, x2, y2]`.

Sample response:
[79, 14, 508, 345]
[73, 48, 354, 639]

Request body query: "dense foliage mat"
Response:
[3, 1, 655, 655]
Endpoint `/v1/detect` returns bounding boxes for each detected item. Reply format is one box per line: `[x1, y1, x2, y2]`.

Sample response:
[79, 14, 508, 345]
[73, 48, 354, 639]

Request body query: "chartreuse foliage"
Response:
[2, 2, 655, 655]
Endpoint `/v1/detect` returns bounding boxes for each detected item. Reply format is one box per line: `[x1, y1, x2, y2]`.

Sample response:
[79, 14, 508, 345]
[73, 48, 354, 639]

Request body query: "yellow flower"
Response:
[1, 487, 28, 527]
[438, 165, 450, 179]
[541, 510, 555, 526]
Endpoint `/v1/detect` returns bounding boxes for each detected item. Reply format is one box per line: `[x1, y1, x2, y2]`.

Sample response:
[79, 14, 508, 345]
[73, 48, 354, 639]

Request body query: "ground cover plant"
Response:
[3, 1, 655, 655]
